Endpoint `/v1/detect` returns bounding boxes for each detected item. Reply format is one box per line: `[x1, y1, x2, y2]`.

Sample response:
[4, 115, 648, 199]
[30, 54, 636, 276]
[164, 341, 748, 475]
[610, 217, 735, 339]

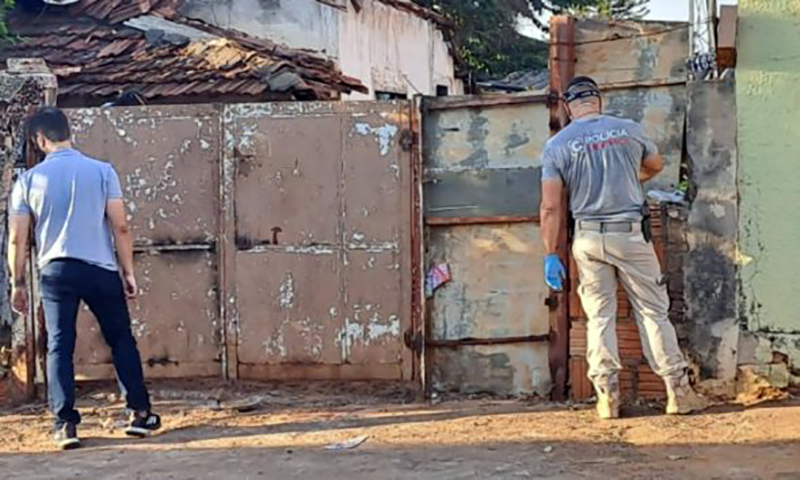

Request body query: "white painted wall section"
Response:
[338, 0, 462, 99]
[180, 0, 339, 55]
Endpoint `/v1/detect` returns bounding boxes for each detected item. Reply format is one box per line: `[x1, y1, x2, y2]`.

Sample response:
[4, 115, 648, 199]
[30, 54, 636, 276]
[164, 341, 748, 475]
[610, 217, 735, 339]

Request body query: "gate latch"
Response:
[544, 296, 559, 311]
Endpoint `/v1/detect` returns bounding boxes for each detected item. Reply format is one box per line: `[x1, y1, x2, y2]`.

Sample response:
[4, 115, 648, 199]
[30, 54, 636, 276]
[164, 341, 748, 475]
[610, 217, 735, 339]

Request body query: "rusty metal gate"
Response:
[69, 105, 221, 380]
[59, 101, 417, 382]
[223, 102, 415, 381]
[420, 95, 555, 397]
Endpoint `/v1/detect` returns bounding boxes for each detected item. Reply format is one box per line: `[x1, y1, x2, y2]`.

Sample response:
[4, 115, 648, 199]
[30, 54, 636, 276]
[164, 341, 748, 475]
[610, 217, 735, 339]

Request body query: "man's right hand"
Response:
[544, 254, 566, 292]
[11, 285, 28, 314]
[123, 273, 138, 299]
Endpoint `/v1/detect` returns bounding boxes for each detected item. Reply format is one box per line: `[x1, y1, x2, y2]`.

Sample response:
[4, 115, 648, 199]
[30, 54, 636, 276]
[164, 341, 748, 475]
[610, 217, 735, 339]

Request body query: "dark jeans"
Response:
[40, 259, 151, 428]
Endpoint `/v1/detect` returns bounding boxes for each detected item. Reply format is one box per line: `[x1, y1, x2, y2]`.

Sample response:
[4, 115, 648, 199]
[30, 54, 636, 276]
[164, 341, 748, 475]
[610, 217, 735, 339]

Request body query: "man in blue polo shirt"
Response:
[8, 108, 161, 450]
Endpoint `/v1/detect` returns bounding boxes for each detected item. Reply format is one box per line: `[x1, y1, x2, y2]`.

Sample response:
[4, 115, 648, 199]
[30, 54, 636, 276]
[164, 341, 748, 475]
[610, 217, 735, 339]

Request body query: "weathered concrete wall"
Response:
[339, 0, 462, 99]
[574, 19, 689, 192]
[574, 19, 688, 86]
[180, 0, 339, 54]
[684, 78, 739, 381]
[738, 0, 800, 334]
[736, 0, 800, 387]
[602, 85, 686, 191]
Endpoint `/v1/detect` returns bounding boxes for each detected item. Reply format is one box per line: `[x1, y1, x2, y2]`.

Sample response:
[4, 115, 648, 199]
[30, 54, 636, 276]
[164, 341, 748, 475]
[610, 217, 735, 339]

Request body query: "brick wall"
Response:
[569, 204, 688, 401]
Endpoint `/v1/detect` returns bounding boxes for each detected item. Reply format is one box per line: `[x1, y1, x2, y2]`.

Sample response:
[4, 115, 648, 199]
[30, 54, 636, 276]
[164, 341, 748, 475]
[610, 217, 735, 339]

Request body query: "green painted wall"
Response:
[738, 0, 800, 333]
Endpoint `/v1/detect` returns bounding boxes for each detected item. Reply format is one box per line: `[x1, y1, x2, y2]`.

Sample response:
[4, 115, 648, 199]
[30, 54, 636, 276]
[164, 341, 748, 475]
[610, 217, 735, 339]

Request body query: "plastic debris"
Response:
[425, 263, 451, 298]
[325, 435, 369, 451]
[647, 189, 686, 204]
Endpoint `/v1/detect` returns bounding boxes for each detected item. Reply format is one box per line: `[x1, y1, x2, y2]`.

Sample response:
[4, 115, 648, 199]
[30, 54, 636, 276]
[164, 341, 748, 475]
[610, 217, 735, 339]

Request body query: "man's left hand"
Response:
[11, 286, 28, 314]
[544, 254, 566, 292]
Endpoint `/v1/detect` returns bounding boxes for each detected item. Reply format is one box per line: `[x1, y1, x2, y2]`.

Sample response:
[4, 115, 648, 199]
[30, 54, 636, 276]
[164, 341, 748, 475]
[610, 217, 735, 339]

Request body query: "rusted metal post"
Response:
[409, 95, 426, 392]
[0, 59, 57, 406]
[220, 105, 239, 381]
[548, 16, 575, 401]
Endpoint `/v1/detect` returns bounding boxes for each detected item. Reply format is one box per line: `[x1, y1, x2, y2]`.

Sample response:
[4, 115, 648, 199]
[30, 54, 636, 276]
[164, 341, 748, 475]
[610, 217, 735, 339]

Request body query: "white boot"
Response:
[594, 380, 620, 420]
[665, 375, 709, 415]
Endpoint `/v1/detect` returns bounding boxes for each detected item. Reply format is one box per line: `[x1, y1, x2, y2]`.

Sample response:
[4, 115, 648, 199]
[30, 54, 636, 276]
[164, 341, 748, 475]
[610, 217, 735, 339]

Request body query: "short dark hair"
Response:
[567, 76, 598, 90]
[27, 107, 71, 143]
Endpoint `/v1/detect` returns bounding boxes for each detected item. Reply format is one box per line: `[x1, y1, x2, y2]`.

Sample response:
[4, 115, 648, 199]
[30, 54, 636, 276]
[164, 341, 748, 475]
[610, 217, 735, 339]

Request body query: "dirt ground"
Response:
[1, 380, 799, 480]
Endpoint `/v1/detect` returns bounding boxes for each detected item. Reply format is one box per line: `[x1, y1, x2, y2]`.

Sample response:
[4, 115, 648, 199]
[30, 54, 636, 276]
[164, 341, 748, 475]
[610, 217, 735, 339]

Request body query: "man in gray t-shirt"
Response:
[539, 77, 706, 419]
[541, 113, 657, 222]
[8, 108, 161, 449]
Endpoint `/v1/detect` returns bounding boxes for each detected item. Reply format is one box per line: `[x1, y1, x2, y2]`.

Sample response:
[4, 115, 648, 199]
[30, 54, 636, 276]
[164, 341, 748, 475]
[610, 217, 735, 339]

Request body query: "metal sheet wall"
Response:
[224, 102, 414, 381]
[422, 97, 553, 396]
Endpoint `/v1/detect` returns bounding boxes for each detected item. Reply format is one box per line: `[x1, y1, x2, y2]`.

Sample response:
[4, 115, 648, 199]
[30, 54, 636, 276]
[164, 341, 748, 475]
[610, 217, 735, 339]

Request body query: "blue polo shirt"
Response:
[9, 148, 123, 271]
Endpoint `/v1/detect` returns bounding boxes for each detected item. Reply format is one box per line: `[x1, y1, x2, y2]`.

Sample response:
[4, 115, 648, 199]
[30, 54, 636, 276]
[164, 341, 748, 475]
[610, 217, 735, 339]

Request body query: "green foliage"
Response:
[413, 0, 650, 78]
[573, 0, 650, 20]
[0, 0, 16, 41]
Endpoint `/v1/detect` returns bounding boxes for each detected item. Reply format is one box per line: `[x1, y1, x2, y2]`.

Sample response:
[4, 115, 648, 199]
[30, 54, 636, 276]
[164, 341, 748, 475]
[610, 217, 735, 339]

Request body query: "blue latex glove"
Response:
[544, 254, 566, 291]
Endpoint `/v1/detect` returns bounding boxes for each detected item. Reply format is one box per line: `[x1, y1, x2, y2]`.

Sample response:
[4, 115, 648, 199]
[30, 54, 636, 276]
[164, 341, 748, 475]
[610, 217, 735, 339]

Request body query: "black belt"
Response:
[577, 221, 635, 233]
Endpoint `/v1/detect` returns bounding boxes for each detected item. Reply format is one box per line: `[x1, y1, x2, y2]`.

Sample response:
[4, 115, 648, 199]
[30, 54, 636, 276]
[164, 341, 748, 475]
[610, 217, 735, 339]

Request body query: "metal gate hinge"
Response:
[404, 329, 423, 355]
[399, 129, 416, 152]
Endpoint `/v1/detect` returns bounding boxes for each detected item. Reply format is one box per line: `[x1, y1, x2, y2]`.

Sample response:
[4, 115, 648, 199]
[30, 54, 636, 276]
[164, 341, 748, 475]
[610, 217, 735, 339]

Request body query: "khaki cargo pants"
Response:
[573, 221, 687, 388]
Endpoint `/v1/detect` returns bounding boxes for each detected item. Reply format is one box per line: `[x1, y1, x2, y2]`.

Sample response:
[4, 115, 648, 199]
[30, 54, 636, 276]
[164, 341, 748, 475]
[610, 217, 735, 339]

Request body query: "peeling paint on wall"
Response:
[337, 308, 401, 359]
[279, 273, 295, 310]
[353, 122, 398, 156]
[732, 0, 800, 388]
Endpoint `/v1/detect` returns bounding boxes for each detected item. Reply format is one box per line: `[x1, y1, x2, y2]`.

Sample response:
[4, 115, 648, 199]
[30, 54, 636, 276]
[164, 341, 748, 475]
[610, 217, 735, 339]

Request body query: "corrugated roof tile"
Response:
[1, 6, 367, 103]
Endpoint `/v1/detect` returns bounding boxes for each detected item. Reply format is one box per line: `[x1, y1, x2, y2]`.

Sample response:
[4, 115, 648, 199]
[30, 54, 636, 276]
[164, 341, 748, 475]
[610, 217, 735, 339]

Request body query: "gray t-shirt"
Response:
[10, 148, 123, 271]
[541, 114, 658, 221]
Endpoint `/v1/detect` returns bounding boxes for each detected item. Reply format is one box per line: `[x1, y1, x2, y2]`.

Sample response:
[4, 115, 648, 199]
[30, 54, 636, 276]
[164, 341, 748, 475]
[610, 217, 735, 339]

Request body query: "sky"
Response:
[522, 0, 738, 39]
[647, 0, 737, 22]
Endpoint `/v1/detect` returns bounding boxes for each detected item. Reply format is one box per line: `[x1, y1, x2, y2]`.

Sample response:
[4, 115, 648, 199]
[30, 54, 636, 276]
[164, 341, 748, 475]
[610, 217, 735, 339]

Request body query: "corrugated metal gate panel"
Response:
[226, 102, 413, 380]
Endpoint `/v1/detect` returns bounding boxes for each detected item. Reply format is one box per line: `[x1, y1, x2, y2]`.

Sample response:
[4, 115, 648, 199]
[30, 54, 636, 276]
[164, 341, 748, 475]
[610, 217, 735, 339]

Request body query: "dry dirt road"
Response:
[1, 380, 799, 480]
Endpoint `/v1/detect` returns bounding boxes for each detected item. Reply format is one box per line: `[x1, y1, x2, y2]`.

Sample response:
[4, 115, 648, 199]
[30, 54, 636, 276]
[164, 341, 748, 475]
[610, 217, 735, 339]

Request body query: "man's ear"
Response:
[35, 132, 47, 152]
